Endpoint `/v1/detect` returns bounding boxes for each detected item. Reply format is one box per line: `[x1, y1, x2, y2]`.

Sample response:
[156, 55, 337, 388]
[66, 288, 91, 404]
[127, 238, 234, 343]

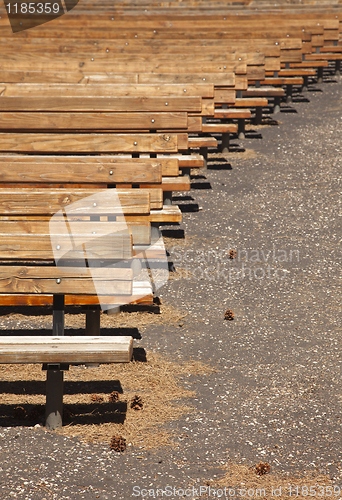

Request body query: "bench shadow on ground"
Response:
[0, 327, 141, 339]
[207, 157, 233, 170]
[0, 401, 128, 426]
[0, 347, 147, 428]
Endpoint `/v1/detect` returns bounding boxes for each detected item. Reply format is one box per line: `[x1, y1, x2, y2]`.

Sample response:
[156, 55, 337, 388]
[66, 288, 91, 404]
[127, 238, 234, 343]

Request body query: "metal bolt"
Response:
[93, 202, 97, 207]
[224, 66, 226, 69]
[151, 119, 155, 123]
[134, 141, 137, 145]
[135, 34, 137, 38]
[165, 102, 168, 106]
[93, 231, 96, 234]
[56, 245, 61, 250]
[203, 78, 206, 81]
[239, 58, 241, 61]
[154, 30, 157, 33]
[111, 17, 114, 20]
[287, 34, 289, 37]
[275, 42, 279, 45]
[109, 170, 113, 175]
[223, 17, 226, 20]
[126, 42, 128, 45]
[91, 58, 94, 61]
[183, 89, 187, 92]
[106, 49, 109, 52]
[56, 279, 61, 284]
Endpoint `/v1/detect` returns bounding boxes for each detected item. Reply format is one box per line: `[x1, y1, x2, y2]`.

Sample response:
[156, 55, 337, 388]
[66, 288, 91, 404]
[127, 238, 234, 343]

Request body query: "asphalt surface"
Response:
[0, 73, 341, 499]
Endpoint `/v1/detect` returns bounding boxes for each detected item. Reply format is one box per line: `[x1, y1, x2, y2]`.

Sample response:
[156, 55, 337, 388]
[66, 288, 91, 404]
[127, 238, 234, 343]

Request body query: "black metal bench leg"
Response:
[86, 308, 100, 336]
[45, 368, 64, 430]
[335, 60, 341, 77]
[254, 107, 262, 125]
[221, 133, 230, 154]
[238, 118, 245, 139]
[317, 67, 324, 84]
[286, 84, 293, 103]
[273, 96, 281, 114]
[302, 75, 309, 92]
[45, 294, 65, 430]
[199, 146, 208, 169]
[163, 191, 172, 206]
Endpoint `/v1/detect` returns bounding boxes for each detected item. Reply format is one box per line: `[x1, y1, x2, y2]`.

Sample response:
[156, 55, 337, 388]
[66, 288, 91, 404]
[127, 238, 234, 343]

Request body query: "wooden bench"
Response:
[0, 91, 206, 428]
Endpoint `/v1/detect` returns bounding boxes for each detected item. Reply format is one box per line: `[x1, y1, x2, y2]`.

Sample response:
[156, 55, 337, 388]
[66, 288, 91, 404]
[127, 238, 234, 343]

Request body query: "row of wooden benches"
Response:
[0, 0, 341, 428]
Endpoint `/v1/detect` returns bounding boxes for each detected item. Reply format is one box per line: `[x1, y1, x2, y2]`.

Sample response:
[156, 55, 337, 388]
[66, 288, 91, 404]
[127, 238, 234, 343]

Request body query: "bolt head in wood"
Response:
[56, 279, 61, 284]
[56, 245, 61, 250]
[109, 170, 113, 175]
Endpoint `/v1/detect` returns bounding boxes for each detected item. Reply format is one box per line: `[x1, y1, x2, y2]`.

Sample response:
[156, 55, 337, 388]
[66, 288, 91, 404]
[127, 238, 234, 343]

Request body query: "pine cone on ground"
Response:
[224, 309, 234, 321]
[91, 394, 104, 403]
[229, 249, 237, 259]
[131, 395, 143, 410]
[108, 391, 119, 403]
[110, 435, 126, 452]
[255, 462, 271, 476]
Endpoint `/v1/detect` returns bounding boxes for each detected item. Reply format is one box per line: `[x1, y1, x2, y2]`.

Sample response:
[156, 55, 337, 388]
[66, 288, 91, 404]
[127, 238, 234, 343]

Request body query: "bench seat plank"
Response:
[0, 188, 150, 215]
[0, 111, 189, 131]
[0, 336, 133, 364]
[0, 279, 154, 307]
[0, 96, 202, 112]
[119, 205, 182, 223]
[214, 109, 252, 119]
[188, 136, 218, 148]
[202, 123, 238, 134]
[0, 133, 179, 153]
[0, 266, 133, 295]
[0, 155, 177, 180]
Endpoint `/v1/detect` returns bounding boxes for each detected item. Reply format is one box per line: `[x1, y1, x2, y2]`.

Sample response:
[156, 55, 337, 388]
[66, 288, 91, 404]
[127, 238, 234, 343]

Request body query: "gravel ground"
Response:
[0, 73, 341, 499]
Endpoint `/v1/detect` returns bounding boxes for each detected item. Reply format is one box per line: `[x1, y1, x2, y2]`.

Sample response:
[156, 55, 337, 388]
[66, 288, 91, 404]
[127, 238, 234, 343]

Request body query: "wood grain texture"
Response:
[0, 133, 179, 153]
[0, 112, 188, 131]
[0, 188, 150, 215]
[0, 155, 176, 179]
[0, 336, 133, 363]
[0, 267, 132, 295]
[0, 82, 215, 98]
[0, 96, 201, 112]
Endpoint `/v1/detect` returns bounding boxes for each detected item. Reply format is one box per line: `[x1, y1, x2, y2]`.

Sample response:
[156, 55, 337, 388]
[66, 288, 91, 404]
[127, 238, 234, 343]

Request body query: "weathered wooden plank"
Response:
[0, 267, 132, 295]
[0, 233, 133, 260]
[188, 137, 218, 148]
[0, 112, 188, 131]
[0, 155, 176, 179]
[0, 96, 202, 112]
[0, 279, 154, 307]
[118, 205, 182, 223]
[0, 133, 179, 153]
[0, 220, 151, 246]
[0, 82, 215, 98]
[234, 98, 269, 107]
[0, 336, 133, 364]
[0, 189, 150, 215]
[214, 108, 252, 119]
[138, 72, 239, 86]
